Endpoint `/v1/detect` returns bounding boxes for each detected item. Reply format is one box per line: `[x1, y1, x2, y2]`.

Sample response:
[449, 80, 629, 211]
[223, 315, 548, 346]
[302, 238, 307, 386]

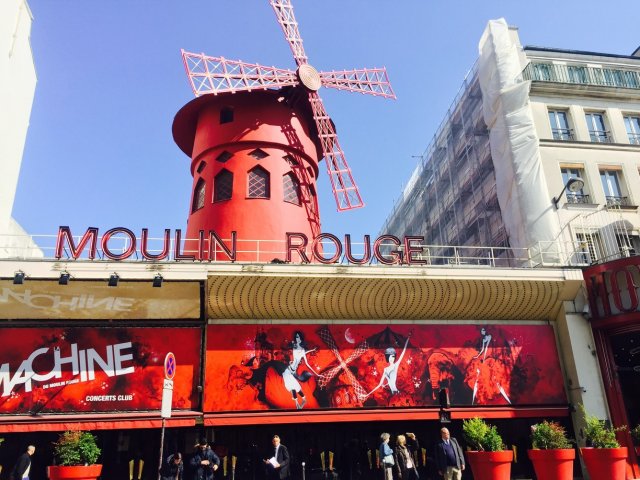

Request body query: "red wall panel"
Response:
[204, 324, 566, 412]
[0, 327, 201, 414]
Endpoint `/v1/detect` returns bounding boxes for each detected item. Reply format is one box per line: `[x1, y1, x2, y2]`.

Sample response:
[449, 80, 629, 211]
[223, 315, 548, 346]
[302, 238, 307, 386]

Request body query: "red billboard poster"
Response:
[0, 327, 200, 414]
[204, 324, 566, 412]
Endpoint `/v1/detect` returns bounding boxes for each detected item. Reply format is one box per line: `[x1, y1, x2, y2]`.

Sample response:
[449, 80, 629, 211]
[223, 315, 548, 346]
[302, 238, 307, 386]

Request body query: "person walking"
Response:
[160, 452, 184, 480]
[379, 433, 394, 480]
[189, 439, 220, 480]
[11, 445, 35, 480]
[264, 435, 290, 479]
[434, 428, 465, 480]
[394, 435, 419, 480]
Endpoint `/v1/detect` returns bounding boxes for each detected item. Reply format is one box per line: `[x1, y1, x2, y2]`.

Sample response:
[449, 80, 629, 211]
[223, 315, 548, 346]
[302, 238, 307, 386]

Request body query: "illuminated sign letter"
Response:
[55, 226, 99, 260]
[373, 235, 402, 265]
[286, 233, 309, 263]
[141, 228, 171, 261]
[208, 230, 237, 262]
[404, 236, 426, 265]
[312, 233, 342, 264]
[101, 227, 137, 260]
[174, 229, 195, 261]
[344, 234, 371, 265]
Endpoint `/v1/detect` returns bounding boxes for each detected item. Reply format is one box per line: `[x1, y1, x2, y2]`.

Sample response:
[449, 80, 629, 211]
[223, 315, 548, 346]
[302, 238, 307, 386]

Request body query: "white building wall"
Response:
[478, 20, 640, 434]
[0, 0, 36, 233]
[0, 0, 41, 258]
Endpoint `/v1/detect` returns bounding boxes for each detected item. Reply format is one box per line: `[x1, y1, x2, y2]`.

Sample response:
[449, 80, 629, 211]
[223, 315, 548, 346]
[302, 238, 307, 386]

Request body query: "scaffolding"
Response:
[381, 66, 511, 265]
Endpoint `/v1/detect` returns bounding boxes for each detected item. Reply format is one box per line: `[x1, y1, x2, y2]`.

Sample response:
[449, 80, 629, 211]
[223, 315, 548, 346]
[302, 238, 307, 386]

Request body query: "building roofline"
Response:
[524, 45, 640, 61]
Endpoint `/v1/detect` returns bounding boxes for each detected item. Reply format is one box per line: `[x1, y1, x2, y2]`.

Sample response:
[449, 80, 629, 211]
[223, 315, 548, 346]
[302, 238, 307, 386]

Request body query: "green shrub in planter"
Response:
[631, 425, 640, 445]
[530, 421, 572, 449]
[463, 417, 505, 452]
[580, 405, 624, 449]
[53, 431, 101, 466]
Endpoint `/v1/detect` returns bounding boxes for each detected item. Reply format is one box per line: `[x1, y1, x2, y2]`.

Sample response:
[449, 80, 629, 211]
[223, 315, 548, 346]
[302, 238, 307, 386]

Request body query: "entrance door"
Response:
[611, 332, 640, 446]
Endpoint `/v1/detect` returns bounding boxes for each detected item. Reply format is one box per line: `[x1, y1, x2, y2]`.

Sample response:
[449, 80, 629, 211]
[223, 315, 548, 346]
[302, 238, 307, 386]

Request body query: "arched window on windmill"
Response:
[192, 178, 206, 212]
[283, 172, 301, 206]
[214, 169, 233, 202]
[220, 106, 234, 124]
[248, 166, 270, 199]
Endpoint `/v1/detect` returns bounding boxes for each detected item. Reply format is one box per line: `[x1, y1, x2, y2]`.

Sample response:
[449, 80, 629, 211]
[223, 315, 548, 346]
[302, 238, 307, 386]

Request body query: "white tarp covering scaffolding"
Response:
[478, 19, 561, 261]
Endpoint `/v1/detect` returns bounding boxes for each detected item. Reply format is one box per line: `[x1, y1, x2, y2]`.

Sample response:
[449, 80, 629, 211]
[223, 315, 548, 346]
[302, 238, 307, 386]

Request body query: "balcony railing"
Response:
[628, 132, 640, 145]
[0, 233, 611, 268]
[522, 62, 640, 90]
[605, 196, 632, 207]
[551, 128, 574, 141]
[566, 193, 591, 204]
[588, 130, 612, 143]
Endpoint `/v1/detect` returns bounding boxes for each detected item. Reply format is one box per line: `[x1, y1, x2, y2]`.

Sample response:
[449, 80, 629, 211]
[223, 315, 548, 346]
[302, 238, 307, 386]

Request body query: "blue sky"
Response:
[14, 0, 639, 245]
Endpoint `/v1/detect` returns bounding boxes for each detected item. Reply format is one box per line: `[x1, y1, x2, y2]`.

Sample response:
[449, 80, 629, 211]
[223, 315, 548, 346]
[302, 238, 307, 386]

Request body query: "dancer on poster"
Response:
[470, 327, 511, 404]
[364, 334, 411, 398]
[282, 331, 317, 409]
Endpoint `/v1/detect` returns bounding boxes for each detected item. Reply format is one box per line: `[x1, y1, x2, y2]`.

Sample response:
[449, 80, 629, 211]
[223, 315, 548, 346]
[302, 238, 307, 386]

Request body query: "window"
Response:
[548, 110, 572, 140]
[214, 169, 233, 202]
[560, 167, 588, 203]
[283, 173, 301, 205]
[585, 113, 610, 143]
[616, 234, 637, 258]
[216, 150, 233, 163]
[284, 155, 299, 166]
[248, 166, 270, 198]
[196, 161, 207, 173]
[192, 178, 205, 212]
[600, 169, 625, 206]
[624, 115, 640, 145]
[249, 148, 269, 160]
[576, 233, 602, 264]
[220, 107, 234, 124]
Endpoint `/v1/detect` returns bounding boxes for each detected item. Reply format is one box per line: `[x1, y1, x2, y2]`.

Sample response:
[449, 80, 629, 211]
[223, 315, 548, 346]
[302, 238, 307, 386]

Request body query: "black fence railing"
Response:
[566, 193, 591, 204]
[551, 128, 574, 141]
[589, 130, 612, 143]
[606, 196, 632, 207]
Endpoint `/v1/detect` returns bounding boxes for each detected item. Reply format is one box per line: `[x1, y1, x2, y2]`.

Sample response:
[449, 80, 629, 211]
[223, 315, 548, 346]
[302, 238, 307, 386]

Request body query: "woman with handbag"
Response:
[394, 435, 419, 480]
[379, 433, 395, 480]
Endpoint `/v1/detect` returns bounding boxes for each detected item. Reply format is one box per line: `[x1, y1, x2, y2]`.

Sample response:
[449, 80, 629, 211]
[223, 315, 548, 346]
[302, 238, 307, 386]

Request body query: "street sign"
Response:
[161, 378, 173, 419]
[164, 352, 176, 380]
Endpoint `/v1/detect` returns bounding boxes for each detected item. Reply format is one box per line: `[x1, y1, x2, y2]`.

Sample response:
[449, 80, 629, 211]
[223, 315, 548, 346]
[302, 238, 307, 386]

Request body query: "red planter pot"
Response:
[48, 464, 103, 480]
[466, 450, 513, 480]
[580, 447, 627, 480]
[527, 448, 575, 480]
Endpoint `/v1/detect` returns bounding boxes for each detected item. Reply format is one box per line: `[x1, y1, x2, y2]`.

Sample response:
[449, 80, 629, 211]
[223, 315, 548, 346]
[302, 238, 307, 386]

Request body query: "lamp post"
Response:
[553, 177, 585, 209]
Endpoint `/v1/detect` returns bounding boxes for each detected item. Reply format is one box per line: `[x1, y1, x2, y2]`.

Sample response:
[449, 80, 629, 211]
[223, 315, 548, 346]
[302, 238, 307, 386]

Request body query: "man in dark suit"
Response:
[264, 435, 290, 479]
[434, 428, 465, 480]
[11, 445, 35, 480]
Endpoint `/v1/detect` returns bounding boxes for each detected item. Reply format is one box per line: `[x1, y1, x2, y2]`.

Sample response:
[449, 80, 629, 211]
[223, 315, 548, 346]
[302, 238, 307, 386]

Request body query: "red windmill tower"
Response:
[172, 0, 395, 261]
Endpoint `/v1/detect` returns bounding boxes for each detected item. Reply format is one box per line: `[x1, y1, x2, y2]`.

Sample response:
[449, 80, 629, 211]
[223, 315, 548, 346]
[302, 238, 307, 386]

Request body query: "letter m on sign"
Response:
[55, 226, 99, 260]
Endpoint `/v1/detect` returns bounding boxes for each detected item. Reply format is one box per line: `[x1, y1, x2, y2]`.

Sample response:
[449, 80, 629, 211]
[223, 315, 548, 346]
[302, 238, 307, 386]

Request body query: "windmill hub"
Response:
[297, 64, 322, 91]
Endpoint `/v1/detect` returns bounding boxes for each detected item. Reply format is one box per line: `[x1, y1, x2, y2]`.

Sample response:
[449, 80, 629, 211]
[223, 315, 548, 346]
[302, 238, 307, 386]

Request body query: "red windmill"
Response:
[172, 0, 395, 261]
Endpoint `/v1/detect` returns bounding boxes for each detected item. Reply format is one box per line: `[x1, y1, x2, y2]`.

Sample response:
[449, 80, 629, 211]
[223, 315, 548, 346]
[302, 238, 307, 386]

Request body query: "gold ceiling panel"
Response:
[207, 272, 573, 320]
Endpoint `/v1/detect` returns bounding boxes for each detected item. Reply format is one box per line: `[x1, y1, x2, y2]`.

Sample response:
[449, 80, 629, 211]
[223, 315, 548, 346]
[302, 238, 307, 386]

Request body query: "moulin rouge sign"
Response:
[55, 226, 429, 265]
